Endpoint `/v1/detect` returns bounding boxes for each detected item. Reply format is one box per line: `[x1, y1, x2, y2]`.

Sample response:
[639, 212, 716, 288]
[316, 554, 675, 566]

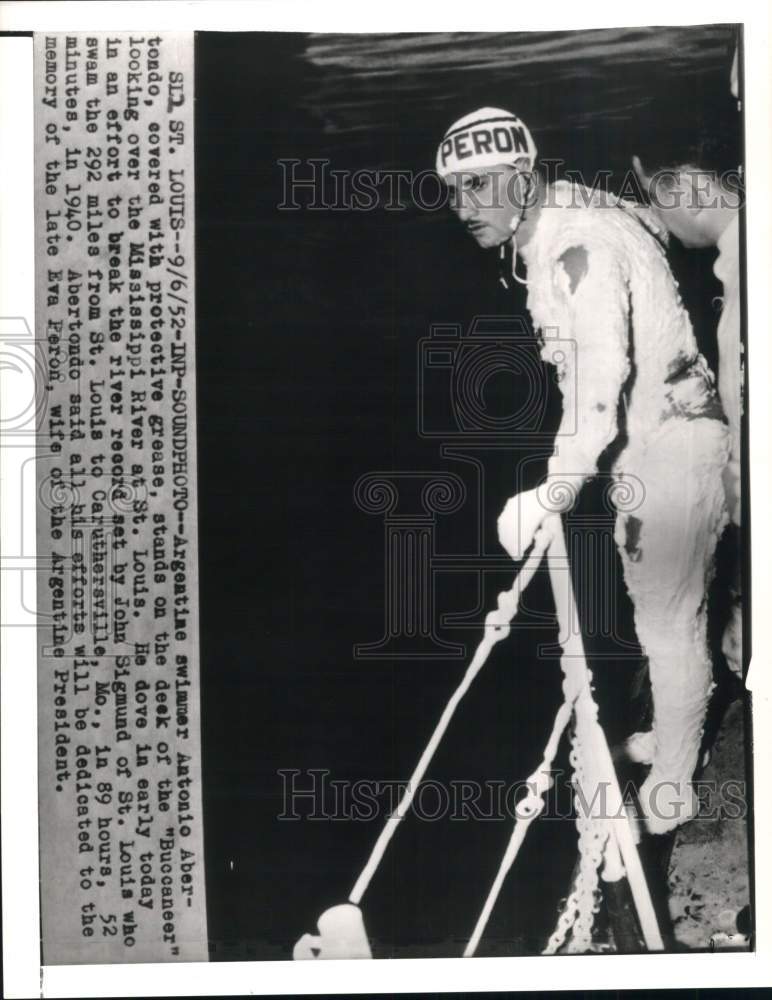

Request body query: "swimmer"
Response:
[436, 108, 729, 834]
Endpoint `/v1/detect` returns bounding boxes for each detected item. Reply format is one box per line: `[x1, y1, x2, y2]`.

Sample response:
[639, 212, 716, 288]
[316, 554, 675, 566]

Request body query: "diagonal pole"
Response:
[463, 698, 573, 957]
[348, 525, 553, 907]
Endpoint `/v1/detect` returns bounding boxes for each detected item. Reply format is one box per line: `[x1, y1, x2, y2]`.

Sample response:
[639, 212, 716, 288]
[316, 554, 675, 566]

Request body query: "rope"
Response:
[348, 523, 553, 906]
[464, 698, 573, 957]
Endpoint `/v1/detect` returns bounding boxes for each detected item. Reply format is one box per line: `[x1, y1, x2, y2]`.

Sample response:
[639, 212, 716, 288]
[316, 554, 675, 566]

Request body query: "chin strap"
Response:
[499, 239, 529, 288]
[499, 176, 531, 288]
[510, 234, 530, 286]
[498, 243, 513, 289]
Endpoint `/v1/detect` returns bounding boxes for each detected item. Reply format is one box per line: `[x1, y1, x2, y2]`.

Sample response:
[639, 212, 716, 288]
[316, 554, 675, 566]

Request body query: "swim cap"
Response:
[435, 107, 537, 178]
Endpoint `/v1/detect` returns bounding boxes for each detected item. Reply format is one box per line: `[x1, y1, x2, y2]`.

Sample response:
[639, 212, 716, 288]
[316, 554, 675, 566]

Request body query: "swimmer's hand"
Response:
[497, 488, 547, 561]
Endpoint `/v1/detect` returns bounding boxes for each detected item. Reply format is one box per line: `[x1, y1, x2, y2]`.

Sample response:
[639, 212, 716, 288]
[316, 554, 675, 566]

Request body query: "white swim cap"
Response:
[436, 107, 538, 178]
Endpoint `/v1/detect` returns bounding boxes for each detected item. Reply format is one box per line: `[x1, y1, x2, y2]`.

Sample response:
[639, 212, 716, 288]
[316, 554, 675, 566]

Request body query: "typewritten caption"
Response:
[35, 32, 207, 964]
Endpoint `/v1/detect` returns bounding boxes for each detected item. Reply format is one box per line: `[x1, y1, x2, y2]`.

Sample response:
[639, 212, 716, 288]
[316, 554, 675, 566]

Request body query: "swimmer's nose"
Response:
[455, 194, 477, 223]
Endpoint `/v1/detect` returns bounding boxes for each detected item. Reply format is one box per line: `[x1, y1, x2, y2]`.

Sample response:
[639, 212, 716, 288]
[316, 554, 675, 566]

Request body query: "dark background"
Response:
[194, 27, 740, 959]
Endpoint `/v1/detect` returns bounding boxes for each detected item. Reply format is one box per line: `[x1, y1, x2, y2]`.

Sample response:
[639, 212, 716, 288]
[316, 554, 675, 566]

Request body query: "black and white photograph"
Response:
[196, 22, 751, 961]
[1, 3, 771, 996]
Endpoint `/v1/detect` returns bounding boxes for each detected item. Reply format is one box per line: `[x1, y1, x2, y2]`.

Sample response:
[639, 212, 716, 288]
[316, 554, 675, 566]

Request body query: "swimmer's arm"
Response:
[545, 243, 631, 502]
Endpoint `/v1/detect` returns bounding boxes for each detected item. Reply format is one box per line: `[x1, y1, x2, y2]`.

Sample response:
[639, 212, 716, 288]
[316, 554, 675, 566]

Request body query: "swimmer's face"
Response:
[445, 165, 525, 248]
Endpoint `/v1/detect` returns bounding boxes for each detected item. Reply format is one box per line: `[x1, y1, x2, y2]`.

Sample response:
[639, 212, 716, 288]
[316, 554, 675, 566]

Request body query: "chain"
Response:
[542, 720, 609, 955]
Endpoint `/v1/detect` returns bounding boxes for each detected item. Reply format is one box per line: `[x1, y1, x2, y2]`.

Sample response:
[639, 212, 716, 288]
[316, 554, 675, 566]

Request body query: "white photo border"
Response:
[1, 2, 770, 996]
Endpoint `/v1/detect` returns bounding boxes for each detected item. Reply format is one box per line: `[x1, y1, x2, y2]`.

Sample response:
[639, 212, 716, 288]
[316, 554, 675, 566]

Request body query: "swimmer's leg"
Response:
[613, 417, 728, 834]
